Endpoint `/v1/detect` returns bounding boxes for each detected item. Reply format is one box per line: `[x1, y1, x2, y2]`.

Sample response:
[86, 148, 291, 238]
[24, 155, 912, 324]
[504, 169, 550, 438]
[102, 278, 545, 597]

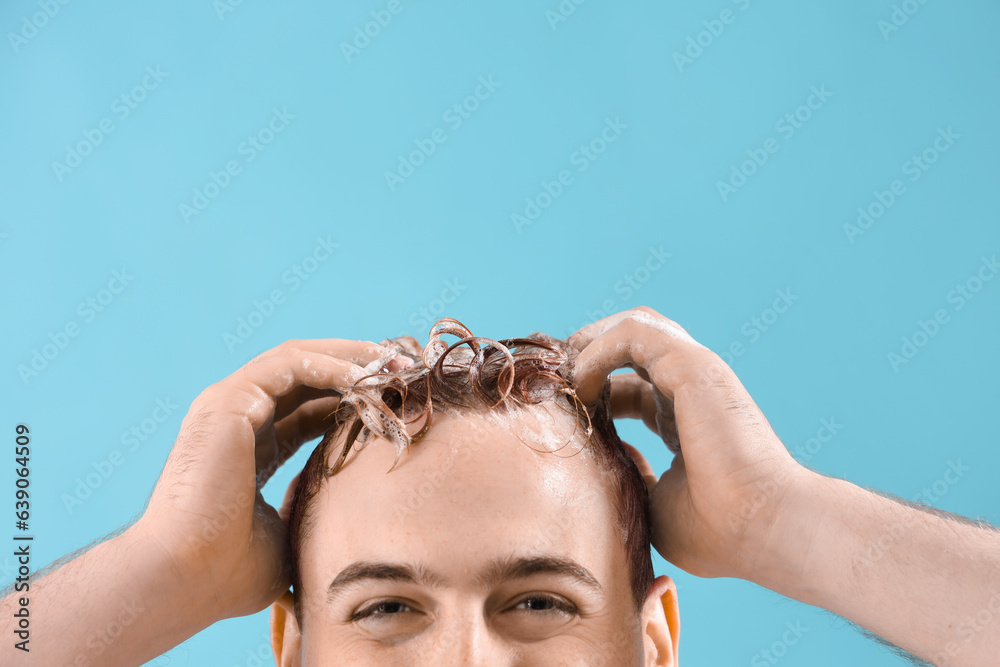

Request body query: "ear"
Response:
[641, 574, 681, 666]
[270, 590, 303, 667]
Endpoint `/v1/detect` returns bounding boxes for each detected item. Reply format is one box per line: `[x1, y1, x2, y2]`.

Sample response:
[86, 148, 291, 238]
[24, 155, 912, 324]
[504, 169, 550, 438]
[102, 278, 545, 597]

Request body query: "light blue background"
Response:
[2, 0, 998, 665]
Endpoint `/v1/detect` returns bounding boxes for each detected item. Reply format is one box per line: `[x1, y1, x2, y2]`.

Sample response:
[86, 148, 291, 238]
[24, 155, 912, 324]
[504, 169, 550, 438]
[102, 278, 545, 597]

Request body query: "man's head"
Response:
[271, 320, 680, 665]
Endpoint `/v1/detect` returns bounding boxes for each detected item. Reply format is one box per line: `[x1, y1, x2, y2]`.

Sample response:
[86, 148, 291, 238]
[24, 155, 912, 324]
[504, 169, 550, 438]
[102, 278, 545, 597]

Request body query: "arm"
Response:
[0, 523, 222, 664]
[753, 472, 1000, 667]
[0, 339, 405, 665]
[569, 307, 1000, 667]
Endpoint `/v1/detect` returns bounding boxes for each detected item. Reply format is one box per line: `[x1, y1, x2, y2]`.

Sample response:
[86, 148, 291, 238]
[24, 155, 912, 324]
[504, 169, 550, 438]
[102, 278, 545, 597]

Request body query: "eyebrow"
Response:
[326, 555, 603, 604]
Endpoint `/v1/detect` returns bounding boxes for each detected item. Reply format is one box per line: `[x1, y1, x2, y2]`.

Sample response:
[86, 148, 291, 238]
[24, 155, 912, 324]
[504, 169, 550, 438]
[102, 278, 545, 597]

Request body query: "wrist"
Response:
[734, 467, 838, 598]
[126, 516, 230, 626]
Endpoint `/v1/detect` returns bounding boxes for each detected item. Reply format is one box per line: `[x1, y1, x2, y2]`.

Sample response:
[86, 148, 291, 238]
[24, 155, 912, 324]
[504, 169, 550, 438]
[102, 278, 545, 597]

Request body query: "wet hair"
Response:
[287, 319, 654, 624]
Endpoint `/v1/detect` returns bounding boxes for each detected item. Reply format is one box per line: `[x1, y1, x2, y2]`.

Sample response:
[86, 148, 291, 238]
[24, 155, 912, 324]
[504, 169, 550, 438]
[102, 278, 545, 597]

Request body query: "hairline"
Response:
[291, 403, 644, 625]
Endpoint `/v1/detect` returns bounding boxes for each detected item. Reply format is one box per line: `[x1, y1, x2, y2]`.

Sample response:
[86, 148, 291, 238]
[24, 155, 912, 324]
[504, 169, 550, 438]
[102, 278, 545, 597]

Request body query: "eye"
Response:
[495, 593, 582, 641]
[510, 594, 578, 616]
[351, 599, 417, 623]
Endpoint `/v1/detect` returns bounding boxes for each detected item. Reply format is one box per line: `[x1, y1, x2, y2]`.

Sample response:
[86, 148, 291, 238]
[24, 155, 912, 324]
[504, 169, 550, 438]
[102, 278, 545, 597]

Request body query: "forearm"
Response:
[0, 524, 223, 665]
[747, 471, 1000, 667]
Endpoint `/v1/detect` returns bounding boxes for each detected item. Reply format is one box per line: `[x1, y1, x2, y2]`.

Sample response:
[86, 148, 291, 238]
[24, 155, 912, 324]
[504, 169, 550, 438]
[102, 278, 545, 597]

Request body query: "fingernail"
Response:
[389, 356, 414, 372]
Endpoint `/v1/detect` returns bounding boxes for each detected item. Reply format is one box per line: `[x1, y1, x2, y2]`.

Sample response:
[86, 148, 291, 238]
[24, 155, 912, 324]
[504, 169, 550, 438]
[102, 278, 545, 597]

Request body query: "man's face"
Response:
[277, 405, 671, 666]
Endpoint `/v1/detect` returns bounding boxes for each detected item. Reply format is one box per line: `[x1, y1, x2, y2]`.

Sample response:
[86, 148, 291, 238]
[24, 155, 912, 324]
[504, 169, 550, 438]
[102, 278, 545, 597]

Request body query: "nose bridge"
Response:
[423, 606, 510, 667]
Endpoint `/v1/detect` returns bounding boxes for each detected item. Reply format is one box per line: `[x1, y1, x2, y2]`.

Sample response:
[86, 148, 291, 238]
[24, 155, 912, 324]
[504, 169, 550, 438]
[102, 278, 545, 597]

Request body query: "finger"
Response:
[573, 312, 711, 405]
[258, 396, 341, 481]
[270, 339, 390, 367]
[609, 373, 659, 431]
[567, 306, 695, 353]
[609, 373, 681, 454]
[271, 343, 415, 422]
[274, 386, 343, 422]
[621, 440, 658, 493]
[385, 355, 414, 373]
[610, 374, 681, 453]
[202, 340, 388, 434]
[274, 397, 340, 453]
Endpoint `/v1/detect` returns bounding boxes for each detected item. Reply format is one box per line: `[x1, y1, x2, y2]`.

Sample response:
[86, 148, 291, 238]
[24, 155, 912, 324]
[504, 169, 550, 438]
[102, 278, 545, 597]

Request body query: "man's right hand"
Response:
[134, 339, 407, 620]
[1, 338, 414, 665]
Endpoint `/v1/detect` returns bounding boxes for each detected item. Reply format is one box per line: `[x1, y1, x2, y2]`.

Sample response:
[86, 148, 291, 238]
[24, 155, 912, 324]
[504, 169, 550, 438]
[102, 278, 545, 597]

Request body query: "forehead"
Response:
[298, 405, 624, 595]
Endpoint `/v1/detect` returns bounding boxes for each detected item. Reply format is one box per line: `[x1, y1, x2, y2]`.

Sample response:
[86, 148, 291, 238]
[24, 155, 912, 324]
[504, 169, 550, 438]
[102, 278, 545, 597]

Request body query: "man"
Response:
[271, 319, 678, 664]
[2, 307, 998, 665]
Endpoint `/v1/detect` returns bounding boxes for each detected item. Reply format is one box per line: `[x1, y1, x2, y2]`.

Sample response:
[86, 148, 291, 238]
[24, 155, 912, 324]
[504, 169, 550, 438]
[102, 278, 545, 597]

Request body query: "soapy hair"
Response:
[287, 318, 654, 622]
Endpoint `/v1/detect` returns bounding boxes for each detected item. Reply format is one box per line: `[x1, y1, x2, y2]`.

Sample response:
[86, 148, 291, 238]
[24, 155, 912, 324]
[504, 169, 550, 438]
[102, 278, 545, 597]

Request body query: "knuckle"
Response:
[266, 344, 305, 369]
[663, 350, 726, 389]
[616, 315, 644, 337]
[630, 307, 689, 336]
[632, 305, 661, 317]
[192, 381, 225, 407]
[664, 316, 688, 333]
[360, 340, 385, 357]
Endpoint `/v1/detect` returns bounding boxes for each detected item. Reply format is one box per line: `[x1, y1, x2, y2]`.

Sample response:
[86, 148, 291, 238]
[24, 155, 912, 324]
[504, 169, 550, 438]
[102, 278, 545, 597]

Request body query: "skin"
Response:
[270, 407, 679, 666]
[573, 307, 1000, 666]
[2, 308, 997, 666]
